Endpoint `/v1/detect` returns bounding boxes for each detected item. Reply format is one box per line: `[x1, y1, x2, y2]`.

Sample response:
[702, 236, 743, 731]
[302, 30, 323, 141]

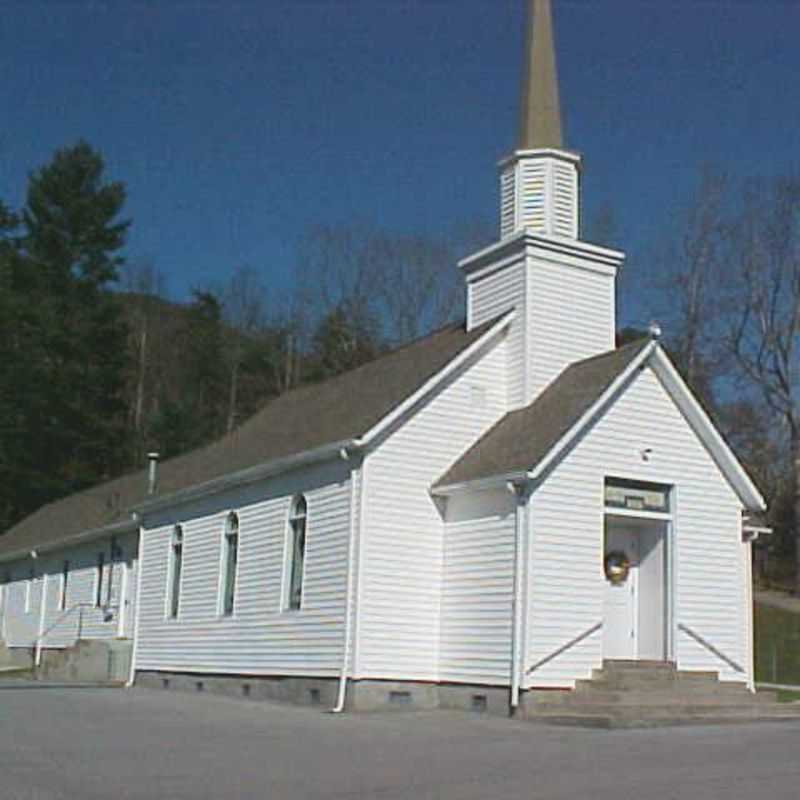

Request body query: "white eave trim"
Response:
[649, 347, 766, 512]
[135, 439, 357, 515]
[0, 518, 137, 565]
[525, 343, 765, 511]
[354, 311, 515, 448]
[432, 471, 530, 498]
[459, 230, 624, 278]
[525, 341, 659, 483]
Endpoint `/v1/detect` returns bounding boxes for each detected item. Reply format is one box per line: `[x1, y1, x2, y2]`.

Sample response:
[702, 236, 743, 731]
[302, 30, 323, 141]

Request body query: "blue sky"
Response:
[2, 1, 799, 328]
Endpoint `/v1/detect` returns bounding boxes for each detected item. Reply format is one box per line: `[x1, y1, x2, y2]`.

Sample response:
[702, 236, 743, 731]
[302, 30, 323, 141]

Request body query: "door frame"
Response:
[603, 508, 674, 662]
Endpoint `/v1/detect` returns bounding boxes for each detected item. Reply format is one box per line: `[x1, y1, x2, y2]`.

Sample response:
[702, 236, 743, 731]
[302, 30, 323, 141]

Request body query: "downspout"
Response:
[507, 481, 530, 712]
[125, 519, 145, 688]
[744, 525, 756, 693]
[35, 554, 47, 668]
[127, 455, 158, 687]
[332, 448, 361, 713]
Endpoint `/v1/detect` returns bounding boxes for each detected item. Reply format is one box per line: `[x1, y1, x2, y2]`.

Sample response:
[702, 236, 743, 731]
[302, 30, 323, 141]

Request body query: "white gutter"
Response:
[135, 439, 357, 516]
[331, 449, 361, 713]
[355, 312, 514, 448]
[432, 471, 529, 498]
[0, 519, 137, 566]
[125, 524, 145, 688]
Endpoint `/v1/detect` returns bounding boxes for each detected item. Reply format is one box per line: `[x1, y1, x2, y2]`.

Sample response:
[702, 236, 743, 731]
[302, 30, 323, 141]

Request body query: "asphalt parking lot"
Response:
[1, 684, 800, 799]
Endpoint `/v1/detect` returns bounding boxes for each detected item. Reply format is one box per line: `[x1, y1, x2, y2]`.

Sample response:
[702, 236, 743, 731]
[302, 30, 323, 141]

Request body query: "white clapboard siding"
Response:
[519, 159, 547, 233]
[356, 337, 508, 682]
[2, 563, 41, 647]
[527, 256, 615, 401]
[1, 532, 139, 650]
[500, 155, 578, 240]
[499, 163, 516, 239]
[468, 262, 525, 408]
[439, 489, 516, 684]
[525, 366, 746, 688]
[134, 459, 351, 676]
[552, 160, 578, 238]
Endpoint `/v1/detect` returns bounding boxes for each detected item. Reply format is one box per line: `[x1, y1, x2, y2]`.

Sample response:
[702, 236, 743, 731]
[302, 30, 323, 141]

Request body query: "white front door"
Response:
[602, 526, 639, 659]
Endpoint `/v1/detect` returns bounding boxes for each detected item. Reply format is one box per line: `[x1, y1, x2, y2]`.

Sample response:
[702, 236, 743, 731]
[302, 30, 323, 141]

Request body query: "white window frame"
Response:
[218, 512, 240, 618]
[283, 495, 308, 612]
[166, 525, 184, 620]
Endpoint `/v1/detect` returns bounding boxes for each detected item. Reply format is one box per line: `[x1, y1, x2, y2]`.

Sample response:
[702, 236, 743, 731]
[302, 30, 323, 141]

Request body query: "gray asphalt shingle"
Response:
[435, 338, 651, 488]
[0, 318, 499, 560]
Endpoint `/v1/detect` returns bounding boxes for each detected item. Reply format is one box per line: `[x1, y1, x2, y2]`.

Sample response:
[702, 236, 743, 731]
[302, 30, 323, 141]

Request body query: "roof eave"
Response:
[135, 438, 359, 517]
[0, 518, 138, 565]
[431, 471, 530, 497]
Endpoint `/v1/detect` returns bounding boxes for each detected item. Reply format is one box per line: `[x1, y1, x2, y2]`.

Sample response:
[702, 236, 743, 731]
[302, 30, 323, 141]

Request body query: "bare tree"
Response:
[120, 259, 167, 465]
[217, 266, 268, 432]
[295, 220, 489, 348]
[649, 167, 729, 402]
[722, 176, 800, 592]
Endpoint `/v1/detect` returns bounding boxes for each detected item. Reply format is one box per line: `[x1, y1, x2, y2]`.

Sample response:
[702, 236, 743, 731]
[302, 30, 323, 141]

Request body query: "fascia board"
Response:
[0, 518, 137, 565]
[460, 231, 624, 277]
[135, 439, 356, 516]
[431, 471, 530, 497]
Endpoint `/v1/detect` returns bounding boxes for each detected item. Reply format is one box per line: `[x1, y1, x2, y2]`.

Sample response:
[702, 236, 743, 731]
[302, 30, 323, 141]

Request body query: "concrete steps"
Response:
[522, 660, 800, 729]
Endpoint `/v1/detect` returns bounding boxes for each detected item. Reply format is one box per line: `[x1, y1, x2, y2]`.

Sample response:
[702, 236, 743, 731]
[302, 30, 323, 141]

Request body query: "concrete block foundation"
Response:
[0, 643, 34, 671]
[38, 640, 132, 683]
[133, 671, 514, 715]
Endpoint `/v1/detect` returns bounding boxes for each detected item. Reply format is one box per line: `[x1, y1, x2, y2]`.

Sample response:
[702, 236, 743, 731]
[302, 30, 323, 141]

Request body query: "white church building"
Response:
[0, 0, 770, 717]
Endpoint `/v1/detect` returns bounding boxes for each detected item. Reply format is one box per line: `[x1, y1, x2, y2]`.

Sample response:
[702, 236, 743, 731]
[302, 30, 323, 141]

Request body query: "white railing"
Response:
[677, 622, 745, 675]
[34, 602, 116, 667]
[526, 621, 603, 675]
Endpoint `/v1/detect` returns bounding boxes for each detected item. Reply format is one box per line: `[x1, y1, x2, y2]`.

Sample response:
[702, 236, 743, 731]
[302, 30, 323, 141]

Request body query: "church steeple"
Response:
[499, 0, 580, 240]
[518, 0, 562, 150]
[464, 0, 623, 408]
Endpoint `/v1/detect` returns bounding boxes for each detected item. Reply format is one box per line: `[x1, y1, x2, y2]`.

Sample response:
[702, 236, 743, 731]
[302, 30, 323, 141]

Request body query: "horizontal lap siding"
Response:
[357, 340, 508, 681]
[469, 262, 525, 407]
[1, 532, 138, 649]
[2, 566, 40, 647]
[135, 460, 351, 676]
[439, 490, 516, 684]
[526, 367, 745, 688]
[527, 258, 614, 401]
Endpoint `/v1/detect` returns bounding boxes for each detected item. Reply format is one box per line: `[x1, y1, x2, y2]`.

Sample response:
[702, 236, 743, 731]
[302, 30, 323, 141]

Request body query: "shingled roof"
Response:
[0, 317, 502, 561]
[436, 338, 652, 489]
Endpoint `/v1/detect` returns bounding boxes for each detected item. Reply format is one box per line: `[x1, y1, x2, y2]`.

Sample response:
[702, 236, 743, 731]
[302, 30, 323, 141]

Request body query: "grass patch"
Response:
[776, 690, 800, 703]
[754, 602, 800, 686]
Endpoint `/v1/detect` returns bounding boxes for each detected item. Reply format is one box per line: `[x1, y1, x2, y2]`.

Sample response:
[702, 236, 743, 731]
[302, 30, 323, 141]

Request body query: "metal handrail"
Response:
[677, 622, 745, 674]
[34, 601, 114, 666]
[526, 621, 603, 675]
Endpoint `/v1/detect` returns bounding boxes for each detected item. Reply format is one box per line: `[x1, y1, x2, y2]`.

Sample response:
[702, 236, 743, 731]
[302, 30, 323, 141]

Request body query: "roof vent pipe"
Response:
[147, 452, 160, 495]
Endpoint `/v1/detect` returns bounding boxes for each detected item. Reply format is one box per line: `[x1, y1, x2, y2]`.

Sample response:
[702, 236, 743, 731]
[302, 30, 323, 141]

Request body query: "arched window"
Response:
[168, 525, 183, 619]
[221, 512, 239, 616]
[287, 496, 307, 610]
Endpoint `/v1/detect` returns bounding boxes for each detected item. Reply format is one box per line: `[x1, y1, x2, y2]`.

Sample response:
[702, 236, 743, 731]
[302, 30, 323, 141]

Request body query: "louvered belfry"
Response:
[500, 0, 580, 240]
